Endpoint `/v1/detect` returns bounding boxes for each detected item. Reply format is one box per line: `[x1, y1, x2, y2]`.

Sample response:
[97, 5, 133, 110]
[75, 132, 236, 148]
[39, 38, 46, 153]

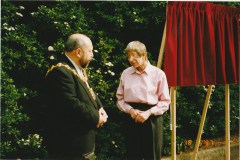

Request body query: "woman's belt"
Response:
[128, 103, 156, 111]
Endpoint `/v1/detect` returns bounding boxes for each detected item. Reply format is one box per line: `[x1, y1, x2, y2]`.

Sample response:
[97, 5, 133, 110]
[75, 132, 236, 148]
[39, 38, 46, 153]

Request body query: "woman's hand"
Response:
[135, 109, 151, 123]
[129, 108, 141, 120]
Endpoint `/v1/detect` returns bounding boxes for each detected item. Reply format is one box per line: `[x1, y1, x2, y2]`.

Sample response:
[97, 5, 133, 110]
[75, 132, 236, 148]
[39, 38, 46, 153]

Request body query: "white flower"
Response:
[133, 12, 136, 15]
[3, 23, 7, 26]
[71, 16, 76, 19]
[112, 141, 115, 144]
[30, 12, 35, 16]
[210, 125, 215, 130]
[4, 27, 15, 31]
[23, 93, 27, 96]
[16, 12, 23, 17]
[10, 27, 15, 31]
[110, 72, 115, 76]
[105, 62, 114, 67]
[209, 102, 212, 109]
[134, 19, 139, 22]
[34, 134, 40, 139]
[94, 49, 98, 53]
[50, 56, 54, 60]
[19, 6, 25, 10]
[96, 69, 101, 73]
[23, 142, 28, 145]
[54, 21, 58, 24]
[48, 46, 54, 51]
[63, 22, 70, 28]
[108, 70, 115, 76]
[203, 86, 208, 92]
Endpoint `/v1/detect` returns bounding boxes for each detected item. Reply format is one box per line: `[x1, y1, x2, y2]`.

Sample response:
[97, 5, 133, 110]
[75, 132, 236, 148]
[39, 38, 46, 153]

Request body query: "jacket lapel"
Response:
[61, 55, 98, 109]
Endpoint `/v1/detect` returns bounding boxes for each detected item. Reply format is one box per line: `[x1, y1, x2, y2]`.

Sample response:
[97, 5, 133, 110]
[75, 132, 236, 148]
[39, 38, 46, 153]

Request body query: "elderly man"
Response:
[44, 33, 108, 159]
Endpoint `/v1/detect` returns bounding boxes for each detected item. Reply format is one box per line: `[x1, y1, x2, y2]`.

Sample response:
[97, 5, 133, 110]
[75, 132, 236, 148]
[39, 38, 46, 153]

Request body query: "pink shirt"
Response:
[116, 62, 171, 115]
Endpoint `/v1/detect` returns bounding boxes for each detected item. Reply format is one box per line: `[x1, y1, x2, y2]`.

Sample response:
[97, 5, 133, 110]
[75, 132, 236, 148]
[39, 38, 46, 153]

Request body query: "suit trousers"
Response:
[125, 103, 163, 160]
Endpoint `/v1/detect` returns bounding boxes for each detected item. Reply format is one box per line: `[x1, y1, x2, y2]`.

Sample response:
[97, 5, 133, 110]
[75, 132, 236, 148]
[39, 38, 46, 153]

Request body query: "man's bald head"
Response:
[65, 33, 92, 52]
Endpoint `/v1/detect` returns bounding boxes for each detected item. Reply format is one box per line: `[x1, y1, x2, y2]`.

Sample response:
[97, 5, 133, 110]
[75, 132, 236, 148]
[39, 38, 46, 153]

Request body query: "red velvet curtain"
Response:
[164, 2, 240, 87]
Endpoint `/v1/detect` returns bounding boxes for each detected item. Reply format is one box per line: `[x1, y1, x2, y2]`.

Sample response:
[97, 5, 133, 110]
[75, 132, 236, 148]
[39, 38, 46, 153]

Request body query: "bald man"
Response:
[44, 33, 108, 159]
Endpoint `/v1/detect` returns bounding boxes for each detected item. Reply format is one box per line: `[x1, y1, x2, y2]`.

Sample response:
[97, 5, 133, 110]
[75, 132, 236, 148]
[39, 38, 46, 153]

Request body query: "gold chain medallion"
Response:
[46, 63, 96, 100]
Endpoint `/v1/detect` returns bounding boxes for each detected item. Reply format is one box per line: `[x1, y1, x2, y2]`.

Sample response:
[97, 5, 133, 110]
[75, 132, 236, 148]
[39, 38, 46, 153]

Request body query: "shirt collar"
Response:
[65, 53, 83, 76]
[130, 61, 152, 75]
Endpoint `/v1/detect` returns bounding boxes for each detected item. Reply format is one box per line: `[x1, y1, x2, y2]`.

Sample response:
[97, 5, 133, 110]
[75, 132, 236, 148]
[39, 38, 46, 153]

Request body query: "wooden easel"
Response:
[157, 14, 231, 160]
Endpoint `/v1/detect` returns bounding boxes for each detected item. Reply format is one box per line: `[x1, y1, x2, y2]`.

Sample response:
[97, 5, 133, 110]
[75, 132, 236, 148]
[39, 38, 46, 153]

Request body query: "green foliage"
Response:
[214, 1, 240, 7]
[1, 71, 47, 158]
[93, 1, 167, 32]
[2, 1, 46, 73]
[176, 86, 207, 138]
[176, 85, 239, 141]
[1, 71, 28, 157]
[33, 2, 92, 40]
[88, 31, 126, 104]
[162, 114, 171, 156]
[16, 134, 47, 158]
[1, 0, 239, 158]
[1, 1, 47, 158]
[96, 110, 126, 159]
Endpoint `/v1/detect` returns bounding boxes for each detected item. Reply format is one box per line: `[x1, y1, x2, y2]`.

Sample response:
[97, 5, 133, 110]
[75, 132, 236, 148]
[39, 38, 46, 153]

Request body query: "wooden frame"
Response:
[157, 6, 231, 158]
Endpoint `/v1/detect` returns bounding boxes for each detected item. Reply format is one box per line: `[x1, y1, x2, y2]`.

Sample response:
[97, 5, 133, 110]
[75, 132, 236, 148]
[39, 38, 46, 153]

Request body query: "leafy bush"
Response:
[1, 1, 239, 159]
[1, 71, 47, 158]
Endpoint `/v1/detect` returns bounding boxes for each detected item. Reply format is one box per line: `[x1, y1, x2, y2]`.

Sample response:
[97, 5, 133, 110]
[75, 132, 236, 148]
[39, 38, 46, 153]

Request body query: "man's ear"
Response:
[76, 48, 82, 57]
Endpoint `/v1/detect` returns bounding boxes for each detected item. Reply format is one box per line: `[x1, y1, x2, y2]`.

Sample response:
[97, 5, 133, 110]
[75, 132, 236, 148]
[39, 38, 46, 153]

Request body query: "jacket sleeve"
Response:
[96, 95, 104, 109]
[45, 67, 99, 127]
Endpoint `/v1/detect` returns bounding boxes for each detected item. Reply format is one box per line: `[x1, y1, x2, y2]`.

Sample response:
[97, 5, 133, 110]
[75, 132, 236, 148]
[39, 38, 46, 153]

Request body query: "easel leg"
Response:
[192, 85, 213, 160]
[225, 84, 230, 160]
[171, 87, 176, 160]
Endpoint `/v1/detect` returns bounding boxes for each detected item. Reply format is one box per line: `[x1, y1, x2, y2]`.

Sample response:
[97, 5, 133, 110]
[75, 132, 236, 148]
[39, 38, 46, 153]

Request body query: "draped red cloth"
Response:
[164, 2, 240, 87]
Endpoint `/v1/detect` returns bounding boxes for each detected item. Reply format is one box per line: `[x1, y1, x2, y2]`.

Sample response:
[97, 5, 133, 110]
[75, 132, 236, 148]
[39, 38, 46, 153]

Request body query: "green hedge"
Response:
[1, 1, 239, 159]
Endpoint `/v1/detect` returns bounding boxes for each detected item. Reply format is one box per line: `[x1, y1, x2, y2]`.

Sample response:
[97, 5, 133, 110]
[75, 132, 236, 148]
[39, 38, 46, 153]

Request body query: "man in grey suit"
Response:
[44, 33, 108, 159]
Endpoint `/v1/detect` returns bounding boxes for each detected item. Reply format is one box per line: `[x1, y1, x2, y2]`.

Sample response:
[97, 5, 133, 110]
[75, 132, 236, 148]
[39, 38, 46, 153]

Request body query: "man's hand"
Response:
[135, 109, 151, 123]
[97, 107, 108, 128]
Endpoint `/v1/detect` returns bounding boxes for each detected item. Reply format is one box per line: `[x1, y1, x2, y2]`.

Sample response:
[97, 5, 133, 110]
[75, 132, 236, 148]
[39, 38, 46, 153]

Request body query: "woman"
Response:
[116, 41, 171, 160]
